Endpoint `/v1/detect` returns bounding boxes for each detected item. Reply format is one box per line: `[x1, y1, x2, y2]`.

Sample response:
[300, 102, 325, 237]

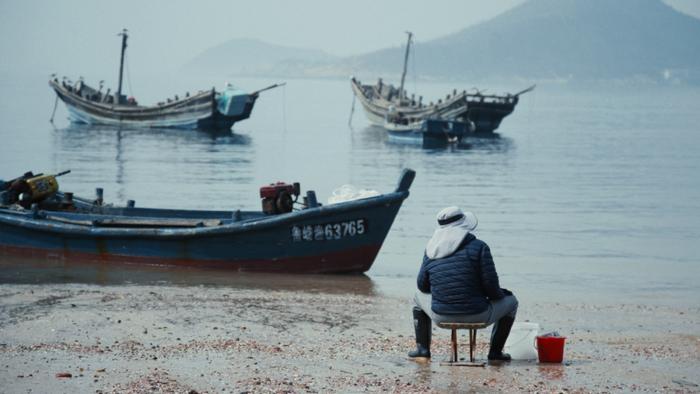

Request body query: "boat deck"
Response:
[41, 207, 264, 227]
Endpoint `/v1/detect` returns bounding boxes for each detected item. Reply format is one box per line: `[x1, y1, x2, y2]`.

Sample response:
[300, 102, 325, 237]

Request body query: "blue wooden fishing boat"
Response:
[384, 118, 473, 147]
[50, 29, 283, 130]
[0, 169, 415, 274]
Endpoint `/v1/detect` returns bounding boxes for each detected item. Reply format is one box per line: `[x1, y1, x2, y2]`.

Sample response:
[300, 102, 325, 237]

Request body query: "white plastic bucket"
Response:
[504, 322, 540, 360]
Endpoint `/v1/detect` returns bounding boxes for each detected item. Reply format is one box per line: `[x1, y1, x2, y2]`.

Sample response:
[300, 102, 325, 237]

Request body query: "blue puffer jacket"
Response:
[417, 233, 505, 315]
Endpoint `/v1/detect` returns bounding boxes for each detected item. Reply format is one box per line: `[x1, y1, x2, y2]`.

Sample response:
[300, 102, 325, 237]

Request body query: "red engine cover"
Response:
[259, 182, 295, 198]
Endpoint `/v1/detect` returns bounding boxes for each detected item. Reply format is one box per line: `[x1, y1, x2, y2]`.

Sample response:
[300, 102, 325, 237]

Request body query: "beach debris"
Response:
[35, 295, 68, 306]
[673, 378, 698, 388]
[111, 370, 198, 392]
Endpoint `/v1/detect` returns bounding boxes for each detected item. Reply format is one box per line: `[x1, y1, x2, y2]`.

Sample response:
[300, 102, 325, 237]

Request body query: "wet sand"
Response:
[1, 280, 698, 393]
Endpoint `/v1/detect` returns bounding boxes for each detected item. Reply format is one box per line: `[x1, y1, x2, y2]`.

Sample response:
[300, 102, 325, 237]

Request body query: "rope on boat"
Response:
[125, 51, 134, 98]
[348, 93, 356, 128]
[411, 37, 417, 95]
[49, 95, 58, 123]
[282, 82, 287, 134]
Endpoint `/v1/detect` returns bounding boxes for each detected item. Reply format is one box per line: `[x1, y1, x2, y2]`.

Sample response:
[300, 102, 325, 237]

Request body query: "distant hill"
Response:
[183, 38, 338, 77]
[348, 0, 700, 83]
[184, 0, 700, 84]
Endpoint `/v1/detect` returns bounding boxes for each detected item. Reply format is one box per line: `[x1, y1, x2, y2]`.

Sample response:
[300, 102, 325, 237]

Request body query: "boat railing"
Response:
[2, 170, 416, 236]
[395, 169, 416, 193]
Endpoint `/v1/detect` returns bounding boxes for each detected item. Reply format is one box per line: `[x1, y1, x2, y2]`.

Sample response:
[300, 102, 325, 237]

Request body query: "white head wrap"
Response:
[425, 206, 478, 259]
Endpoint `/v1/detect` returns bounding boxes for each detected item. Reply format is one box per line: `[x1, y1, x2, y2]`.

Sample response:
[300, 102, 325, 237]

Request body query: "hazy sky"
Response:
[1, 0, 698, 79]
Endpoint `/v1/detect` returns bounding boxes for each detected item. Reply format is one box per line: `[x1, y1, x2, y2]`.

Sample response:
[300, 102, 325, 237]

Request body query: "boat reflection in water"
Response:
[0, 256, 377, 296]
[355, 125, 513, 153]
[50, 123, 254, 204]
[52, 123, 253, 151]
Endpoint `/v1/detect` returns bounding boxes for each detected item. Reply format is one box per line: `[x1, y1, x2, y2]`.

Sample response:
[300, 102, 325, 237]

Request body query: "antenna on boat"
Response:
[398, 31, 413, 105]
[116, 28, 128, 105]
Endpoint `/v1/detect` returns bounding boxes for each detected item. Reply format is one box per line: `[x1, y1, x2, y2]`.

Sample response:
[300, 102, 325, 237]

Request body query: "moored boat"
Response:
[50, 29, 283, 130]
[384, 118, 473, 148]
[350, 32, 534, 133]
[0, 169, 415, 274]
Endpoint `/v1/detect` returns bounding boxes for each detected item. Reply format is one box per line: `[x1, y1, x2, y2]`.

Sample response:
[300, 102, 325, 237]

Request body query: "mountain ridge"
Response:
[185, 0, 700, 84]
[347, 0, 700, 83]
[183, 38, 338, 77]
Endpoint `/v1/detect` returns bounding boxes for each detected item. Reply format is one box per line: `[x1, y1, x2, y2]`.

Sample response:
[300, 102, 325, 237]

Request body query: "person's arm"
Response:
[479, 244, 505, 300]
[416, 254, 431, 293]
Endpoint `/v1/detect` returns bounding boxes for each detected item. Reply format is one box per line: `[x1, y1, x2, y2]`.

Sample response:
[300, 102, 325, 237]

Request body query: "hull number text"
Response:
[291, 219, 367, 242]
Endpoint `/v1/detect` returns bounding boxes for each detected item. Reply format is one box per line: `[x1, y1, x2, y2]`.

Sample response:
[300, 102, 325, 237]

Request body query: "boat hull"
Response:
[0, 243, 382, 274]
[0, 172, 415, 274]
[462, 100, 517, 134]
[50, 80, 257, 130]
[385, 119, 471, 148]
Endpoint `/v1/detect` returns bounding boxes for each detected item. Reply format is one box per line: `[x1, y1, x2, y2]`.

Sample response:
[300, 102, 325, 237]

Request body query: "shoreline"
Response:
[1, 280, 698, 393]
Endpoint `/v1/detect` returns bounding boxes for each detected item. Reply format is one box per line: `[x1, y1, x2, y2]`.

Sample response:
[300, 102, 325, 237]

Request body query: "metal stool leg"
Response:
[451, 328, 458, 362]
[469, 328, 476, 362]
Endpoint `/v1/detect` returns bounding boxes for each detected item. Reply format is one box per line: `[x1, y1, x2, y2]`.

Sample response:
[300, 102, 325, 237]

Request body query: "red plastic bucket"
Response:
[536, 335, 566, 363]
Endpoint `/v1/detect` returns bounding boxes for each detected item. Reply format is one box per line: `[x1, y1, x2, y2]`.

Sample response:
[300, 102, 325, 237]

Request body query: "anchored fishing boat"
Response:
[0, 169, 415, 274]
[384, 117, 472, 148]
[350, 32, 534, 133]
[50, 29, 283, 130]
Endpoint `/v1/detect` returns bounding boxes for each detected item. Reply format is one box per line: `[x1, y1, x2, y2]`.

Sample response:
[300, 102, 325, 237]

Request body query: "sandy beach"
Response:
[1, 276, 698, 393]
[3, 0, 700, 390]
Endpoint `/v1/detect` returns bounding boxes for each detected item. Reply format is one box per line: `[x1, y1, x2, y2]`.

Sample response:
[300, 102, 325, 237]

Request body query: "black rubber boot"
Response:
[408, 307, 431, 358]
[488, 315, 515, 361]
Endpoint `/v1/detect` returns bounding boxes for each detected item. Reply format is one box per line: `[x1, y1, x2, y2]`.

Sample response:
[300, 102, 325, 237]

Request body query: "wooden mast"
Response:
[398, 31, 413, 104]
[116, 29, 128, 105]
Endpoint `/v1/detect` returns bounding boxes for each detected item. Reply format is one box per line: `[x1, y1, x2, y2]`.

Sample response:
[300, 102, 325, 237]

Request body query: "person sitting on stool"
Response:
[409, 206, 518, 362]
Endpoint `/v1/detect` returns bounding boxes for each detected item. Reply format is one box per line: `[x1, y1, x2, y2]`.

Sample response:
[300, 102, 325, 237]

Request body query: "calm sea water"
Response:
[1, 73, 699, 304]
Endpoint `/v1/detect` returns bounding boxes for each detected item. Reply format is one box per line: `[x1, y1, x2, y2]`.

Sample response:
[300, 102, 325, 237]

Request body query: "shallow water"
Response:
[1, 73, 699, 305]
